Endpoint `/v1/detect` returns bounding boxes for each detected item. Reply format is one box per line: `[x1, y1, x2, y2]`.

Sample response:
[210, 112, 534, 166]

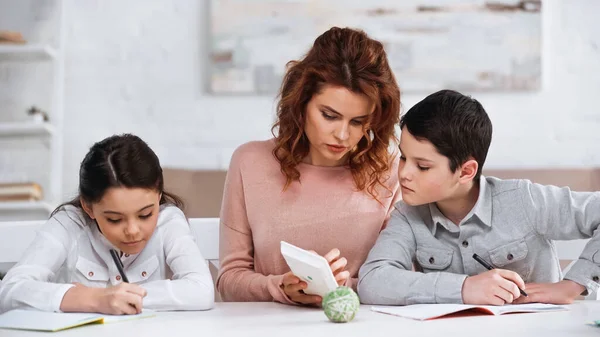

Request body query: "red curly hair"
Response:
[271, 27, 401, 201]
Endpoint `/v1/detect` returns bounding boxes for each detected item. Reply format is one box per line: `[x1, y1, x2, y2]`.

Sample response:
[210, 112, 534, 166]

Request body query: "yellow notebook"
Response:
[0, 309, 154, 332]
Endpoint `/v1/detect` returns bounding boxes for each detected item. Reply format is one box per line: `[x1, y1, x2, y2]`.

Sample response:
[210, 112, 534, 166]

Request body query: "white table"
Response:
[2, 302, 600, 336]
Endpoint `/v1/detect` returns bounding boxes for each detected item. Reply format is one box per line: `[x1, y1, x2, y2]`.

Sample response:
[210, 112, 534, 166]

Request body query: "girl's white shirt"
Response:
[0, 204, 214, 313]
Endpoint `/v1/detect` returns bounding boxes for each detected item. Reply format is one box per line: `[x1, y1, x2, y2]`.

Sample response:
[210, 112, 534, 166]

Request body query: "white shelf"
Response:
[0, 201, 53, 213]
[0, 1, 65, 221]
[0, 122, 55, 138]
[0, 44, 57, 62]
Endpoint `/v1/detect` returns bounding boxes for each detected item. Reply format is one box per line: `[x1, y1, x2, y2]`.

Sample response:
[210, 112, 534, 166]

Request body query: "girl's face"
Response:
[82, 187, 161, 255]
[303, 84, 374, 166]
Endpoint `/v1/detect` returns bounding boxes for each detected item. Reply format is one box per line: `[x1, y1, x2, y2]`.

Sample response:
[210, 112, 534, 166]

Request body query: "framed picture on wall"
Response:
[209, 0, 541, 95]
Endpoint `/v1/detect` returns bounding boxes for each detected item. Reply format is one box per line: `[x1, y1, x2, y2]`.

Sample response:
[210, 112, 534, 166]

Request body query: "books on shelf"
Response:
[0, 31, 26, 44]
[0, 182, 43, 202]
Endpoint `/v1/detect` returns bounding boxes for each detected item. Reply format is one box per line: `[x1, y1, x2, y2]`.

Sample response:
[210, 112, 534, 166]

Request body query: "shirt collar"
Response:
[428, 175, 492, 235]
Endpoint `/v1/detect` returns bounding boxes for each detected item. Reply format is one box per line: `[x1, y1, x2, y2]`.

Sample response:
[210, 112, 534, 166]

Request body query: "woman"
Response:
[217, 27, 401, 305]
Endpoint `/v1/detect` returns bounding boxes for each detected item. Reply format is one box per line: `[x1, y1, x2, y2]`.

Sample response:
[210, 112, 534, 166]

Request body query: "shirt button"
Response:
[593, 276, 599, 282]
[462, 240, 469, 248]
[116, 275, 121, 281]
[429, 257, 435, 264]
[88, 271, 94, 277]
[507, 253, 514, 261]
[125, 254, 130, 257]
[141, 271, 147, 277]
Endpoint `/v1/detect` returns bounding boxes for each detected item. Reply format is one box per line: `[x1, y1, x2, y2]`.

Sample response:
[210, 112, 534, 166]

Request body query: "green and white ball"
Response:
[322, 286, 360, 323]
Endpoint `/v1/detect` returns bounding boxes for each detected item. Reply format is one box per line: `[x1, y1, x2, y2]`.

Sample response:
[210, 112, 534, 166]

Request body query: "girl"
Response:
[217, 27, 401, 305]
[0, 134, 214, 314]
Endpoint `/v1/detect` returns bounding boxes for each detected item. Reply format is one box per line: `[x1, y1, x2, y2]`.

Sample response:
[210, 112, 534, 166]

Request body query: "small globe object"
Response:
[322, 286, 360, 323]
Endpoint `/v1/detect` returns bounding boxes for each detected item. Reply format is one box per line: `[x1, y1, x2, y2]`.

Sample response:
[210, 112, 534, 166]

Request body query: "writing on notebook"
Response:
[0, 309, 154, 332]
[371, 303, 568, 321]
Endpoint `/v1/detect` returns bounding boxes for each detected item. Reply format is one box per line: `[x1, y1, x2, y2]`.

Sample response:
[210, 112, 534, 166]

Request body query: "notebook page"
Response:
[101, 310, 155, 323]
[371, 304, 483, 320]
[0, 310, 103, 332]
[372, 303, 568, 320]
[487, 303, 568, 315]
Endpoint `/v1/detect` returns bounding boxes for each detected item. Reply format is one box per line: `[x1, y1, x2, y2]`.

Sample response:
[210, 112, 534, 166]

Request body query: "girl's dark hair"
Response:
[52, 134, 184, 217]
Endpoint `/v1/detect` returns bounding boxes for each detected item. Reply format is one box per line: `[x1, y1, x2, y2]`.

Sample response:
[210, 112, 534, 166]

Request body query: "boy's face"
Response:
[398, 127, 462, 206]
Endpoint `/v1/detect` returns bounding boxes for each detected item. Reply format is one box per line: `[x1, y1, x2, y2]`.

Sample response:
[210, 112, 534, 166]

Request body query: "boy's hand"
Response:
[513, 280, 585, 305]
[462, 269, 525, 305]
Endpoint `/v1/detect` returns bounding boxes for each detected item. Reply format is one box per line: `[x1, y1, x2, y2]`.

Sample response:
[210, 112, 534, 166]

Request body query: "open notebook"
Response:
[0, 309, 154, 332]
[371, 303, 568, 321]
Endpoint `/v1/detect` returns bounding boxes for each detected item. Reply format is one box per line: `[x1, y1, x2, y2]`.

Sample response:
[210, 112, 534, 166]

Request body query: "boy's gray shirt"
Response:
[358, 176, 600, 305]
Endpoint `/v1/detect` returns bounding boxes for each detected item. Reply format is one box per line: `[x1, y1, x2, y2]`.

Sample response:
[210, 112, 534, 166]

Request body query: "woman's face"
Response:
[303, 84, 374, 166]
[82, 187, 161, 255]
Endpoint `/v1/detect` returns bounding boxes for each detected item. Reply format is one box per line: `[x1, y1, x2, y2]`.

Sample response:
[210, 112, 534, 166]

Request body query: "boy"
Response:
[358, 90, 599, 306]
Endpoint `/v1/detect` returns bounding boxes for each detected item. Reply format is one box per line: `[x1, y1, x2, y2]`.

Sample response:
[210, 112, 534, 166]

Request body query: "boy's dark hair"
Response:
[52, 134, 184, 217]
[399, 89, 492, 180]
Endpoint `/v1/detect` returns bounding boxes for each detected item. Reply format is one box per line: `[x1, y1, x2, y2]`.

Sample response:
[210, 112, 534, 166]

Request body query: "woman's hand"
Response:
[323, 248, 350, 286]
[281, 272, 322, 305]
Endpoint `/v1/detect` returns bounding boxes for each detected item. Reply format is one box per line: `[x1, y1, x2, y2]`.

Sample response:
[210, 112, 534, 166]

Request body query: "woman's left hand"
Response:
[323, 248, 350, 286]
